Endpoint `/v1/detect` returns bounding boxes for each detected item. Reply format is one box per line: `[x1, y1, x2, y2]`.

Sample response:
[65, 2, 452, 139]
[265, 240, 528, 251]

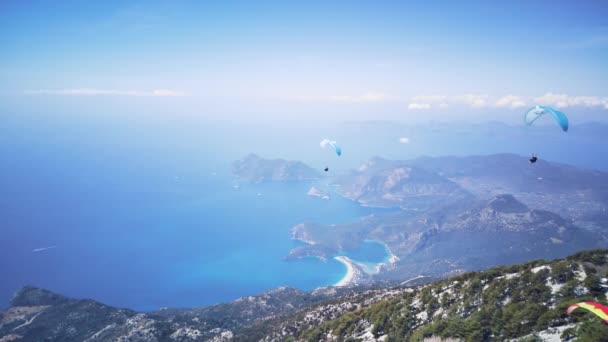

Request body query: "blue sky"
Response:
[1, 0, 607, 122]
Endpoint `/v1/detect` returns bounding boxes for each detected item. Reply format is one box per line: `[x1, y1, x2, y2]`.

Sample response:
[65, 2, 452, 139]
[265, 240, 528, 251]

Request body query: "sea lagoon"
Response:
[1, 161, 391, 311]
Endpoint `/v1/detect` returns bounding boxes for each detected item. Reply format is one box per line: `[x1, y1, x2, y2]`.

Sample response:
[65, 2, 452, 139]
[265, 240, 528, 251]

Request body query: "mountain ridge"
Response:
[232, 154, 321, 183]
[3, 250, 608, 341]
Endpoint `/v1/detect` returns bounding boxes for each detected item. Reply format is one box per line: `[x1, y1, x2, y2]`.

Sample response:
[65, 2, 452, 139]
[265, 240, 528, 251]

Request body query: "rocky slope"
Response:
[288, 193, 604, 282]
[409, 153, 608, 233]
[285, 154, 608, 284]
[334, 157, 472, 211]
[3, 250, 607, 341]
[0, 285, 388, 342]
[260, 249, 608, 341]
[333, 153, 608, 233]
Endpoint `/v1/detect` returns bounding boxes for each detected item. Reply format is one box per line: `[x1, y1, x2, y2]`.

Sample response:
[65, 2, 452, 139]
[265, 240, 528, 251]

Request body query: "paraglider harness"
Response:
[529, 154, 538, 164]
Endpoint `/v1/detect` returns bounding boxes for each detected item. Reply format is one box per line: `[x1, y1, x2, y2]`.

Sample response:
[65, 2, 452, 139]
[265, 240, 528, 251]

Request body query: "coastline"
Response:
[333, 241, 399, 287]
[362, 239, 400, 265]
[334, 256, 356, 286]
[307, 186, 331, 200]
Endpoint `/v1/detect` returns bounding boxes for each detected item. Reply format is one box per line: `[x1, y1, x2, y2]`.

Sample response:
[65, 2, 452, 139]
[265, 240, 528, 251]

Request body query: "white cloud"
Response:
[454, 94, 488, 108]
[535, 92, 608, 109]
[412, 95, 447, 103]
[25, 88, 187, 97]
[151, 89, 187, 97]
[330, 92, 390, 103]
[408, 103, 431, 110]
[495, 95, 527, 108]
[398, 137, 410, 144]
[411, 94, 488, 108]
[409, 93, 607, 110]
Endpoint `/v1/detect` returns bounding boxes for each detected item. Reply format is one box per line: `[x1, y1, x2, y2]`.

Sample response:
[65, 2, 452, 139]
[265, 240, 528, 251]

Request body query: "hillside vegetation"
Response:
[3, 250, 608, 341]
[291, 250, 608, 341]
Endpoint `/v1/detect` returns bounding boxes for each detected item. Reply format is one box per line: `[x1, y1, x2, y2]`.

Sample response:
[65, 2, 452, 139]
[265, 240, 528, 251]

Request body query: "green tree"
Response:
[552, 261, 575, 284]
[575, 319, 608, 342]
[583, 273, 604, 298]
[560, 327, 576, 341]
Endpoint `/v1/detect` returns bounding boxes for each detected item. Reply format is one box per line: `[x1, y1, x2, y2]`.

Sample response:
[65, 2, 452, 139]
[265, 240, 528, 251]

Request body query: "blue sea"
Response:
[0, 114, 394, 310]
[0, 166, 387, 311]
[2, 113, 606, 311]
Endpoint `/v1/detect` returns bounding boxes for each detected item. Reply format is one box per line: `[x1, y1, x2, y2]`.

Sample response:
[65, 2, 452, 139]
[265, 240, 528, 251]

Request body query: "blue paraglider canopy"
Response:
[524, 105, 568, 132]
[320, 139, 342, 156]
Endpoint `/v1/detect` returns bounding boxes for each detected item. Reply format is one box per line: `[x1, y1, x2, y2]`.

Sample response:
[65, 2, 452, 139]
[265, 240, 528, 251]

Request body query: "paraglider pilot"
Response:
[529, 154, 538, 164]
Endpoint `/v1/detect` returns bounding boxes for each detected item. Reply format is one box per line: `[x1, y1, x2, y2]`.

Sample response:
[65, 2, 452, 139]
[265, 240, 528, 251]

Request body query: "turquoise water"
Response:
[0, 156, 384, 310]
[0, 115, 396, 311]
[342, 240, 391, 264]
[6, 115, 600, 311]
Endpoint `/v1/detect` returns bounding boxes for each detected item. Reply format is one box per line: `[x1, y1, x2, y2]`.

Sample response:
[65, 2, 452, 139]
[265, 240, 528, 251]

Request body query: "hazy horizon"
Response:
[1, 0, 607, 124]
[1, 0, 608, 315]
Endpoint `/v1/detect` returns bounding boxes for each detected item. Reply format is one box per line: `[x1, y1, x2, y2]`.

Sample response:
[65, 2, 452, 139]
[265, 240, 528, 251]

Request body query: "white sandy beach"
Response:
[334, 256, 356, 286]
[334, 241, 399, 286]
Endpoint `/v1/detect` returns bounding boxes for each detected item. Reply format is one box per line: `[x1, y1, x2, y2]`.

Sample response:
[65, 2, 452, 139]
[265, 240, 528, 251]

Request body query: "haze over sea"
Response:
[2, 112, 608, 311]
[0, 113, 393, 311]
[1, 0, 607, 322]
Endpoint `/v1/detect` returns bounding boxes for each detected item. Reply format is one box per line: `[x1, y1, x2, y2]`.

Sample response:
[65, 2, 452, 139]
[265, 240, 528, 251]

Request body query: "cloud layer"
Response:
[495, 95, 527, 108]
[407, 93, 608, 110]
[25, 88, 187, 97]
[407, 103, 431, 110]
[535, 93, 608, 109]
[23, 88, 608, 111]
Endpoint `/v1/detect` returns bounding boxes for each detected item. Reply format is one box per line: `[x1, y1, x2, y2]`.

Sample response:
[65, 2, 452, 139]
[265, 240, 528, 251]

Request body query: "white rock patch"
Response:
[531, 265, 551, 274]
[574, 265, 587, 282]
[416, 311, 428, 321]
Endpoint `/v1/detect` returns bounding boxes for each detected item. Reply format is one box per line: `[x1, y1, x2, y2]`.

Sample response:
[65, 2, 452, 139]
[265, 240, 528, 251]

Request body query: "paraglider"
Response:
[524, 106, 568, 164]
[529, 154, 538, 163]
[320, 139, 341, 172]
[524, 105, 569, 132]
[320, 139, 342, 156]
[567, 302, 608, 324]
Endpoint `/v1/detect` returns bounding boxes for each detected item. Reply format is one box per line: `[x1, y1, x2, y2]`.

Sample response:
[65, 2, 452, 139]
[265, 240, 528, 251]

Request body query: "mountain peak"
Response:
[357, 156, 390, 172]
[486, 194, 528, 213]
[10, 286, 68, 307]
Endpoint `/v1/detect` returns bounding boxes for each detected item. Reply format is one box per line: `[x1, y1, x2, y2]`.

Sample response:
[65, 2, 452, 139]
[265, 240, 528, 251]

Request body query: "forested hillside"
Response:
[262, 250, 608, 341]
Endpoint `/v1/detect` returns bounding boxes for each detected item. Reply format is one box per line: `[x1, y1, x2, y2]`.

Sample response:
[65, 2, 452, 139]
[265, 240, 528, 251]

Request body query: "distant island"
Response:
[232, 154, 321, 183]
